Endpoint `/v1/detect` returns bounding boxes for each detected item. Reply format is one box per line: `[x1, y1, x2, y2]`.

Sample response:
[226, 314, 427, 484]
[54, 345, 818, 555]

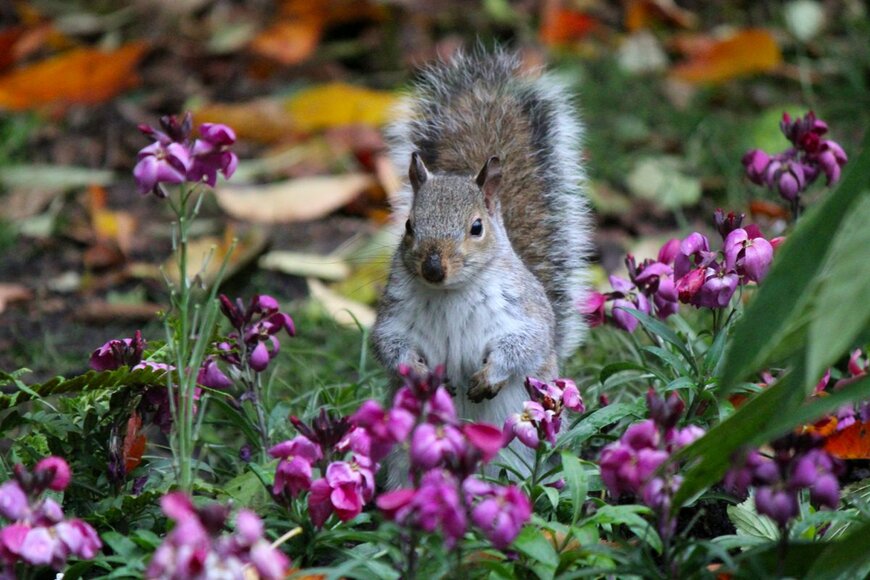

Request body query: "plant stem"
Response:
[404, 530, 419, 579]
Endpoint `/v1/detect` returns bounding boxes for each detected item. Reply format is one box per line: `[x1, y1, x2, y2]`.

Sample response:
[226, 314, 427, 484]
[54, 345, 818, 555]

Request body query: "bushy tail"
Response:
[387, 46, 591, 360]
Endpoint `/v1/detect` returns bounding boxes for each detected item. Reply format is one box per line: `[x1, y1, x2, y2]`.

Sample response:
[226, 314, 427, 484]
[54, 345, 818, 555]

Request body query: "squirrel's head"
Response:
[400, 153, 504, 289]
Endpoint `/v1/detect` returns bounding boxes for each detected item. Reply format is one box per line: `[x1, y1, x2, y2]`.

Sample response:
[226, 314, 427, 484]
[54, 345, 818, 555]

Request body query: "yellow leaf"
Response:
[0, 42, 147, 111]
[285, 83, 397, 132]
[196, 99, 298, 144]
[670, 29, 782, 84]
[307, 278, 376, 328]
[249, 20, 322, 66]
[215, 173, 374, 223]
[164, 227, 268, 287]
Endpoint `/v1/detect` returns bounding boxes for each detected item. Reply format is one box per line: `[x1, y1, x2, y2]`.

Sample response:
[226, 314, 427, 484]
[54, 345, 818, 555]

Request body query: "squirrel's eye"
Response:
[470, 218, 483, 237]
[405, 219, 413, 235]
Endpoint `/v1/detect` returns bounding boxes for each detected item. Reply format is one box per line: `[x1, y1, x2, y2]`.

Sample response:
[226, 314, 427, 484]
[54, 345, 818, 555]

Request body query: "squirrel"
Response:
[372, 47, 590, 464]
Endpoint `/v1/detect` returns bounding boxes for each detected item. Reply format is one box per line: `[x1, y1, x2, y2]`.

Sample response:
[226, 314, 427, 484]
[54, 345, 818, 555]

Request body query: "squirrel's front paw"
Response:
[467, 365, 507, 403]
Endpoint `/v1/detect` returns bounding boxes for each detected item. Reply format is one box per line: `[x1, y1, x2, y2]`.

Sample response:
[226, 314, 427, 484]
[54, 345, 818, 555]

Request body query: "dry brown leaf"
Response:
[249, 20, 322, 66]
[215, 173, 373, 223]
[0, 188, 61, 220]
[307, 278, 375, 328]
[75, 300, 163, 324]
[0, 42, 148, 111]
[0, 283, 33, 313]
[195, 99, 298, 144]
[670, 29, 782, 84]
[625, 0, 698, 32]
[285, 83, 397, 133]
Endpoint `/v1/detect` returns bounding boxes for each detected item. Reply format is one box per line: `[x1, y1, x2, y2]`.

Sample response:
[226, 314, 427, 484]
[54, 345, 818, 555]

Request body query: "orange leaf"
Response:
[0, 42, 148, 111]
[670, 29, 782, 84]
[824, 421, 870, 460]
[540, 0, 598, 46]
[249, 20, 322, 66]
[626, 0, 698, 32]
[123, 412, 147, 473]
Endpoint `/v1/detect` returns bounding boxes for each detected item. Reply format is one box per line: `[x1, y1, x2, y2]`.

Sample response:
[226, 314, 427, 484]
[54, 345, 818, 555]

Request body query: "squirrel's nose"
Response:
[421, 252, 445, 283]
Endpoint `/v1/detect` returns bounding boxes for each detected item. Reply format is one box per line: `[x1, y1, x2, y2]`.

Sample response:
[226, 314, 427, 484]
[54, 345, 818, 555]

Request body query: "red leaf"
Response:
[123, 412, 147, 473]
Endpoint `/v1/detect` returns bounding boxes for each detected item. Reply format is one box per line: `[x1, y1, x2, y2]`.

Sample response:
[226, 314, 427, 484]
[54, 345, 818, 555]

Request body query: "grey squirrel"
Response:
[372, 48, 590, 444]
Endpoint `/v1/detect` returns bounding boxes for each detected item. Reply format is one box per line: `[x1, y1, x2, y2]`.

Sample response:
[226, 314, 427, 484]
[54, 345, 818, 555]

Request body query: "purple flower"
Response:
[675, 267, 706, 304]
[657, 239, 681, 266]
[469, 484, 532, 549]
[462, 423, 505, 463]
[580, 291, 607, 327]
[724, 228, 774, 283]
[197, 357, 233, 390]
[694, 267, 739, 308]
[742, 149, 771, 185]
[816, 140, 847, 185]
[89, 331, 146, 371]
[133, 141, 192, 196]
[0, 482, 28, 521]
[34, 457, 71, 492]
[674, 233, 710, 280]
[503, 402, 546, 449]
[755, 487, 798, 527]
[19, 526, 55, 566]
[351, 400, 415, 462]
[307, 459, 373, 527]
[412, 471, 467, 547]
[188, 123, 238, 187]
[410, 423, 466, 469]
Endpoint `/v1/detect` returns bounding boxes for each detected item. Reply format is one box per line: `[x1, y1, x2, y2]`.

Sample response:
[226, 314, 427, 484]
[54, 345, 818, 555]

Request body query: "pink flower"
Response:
[674, 233, 710, 280]
[34, 457, 71, 492]
[376, 488, 416, 521]
[89, 331, 146, 371]
[351, 400, 415, 462]
[134, 141, 192, 196]
[20, 526, 56, 566]
[556, 379, 586, 413]
[0, 482, 28, 521]
[469, 484, 532, 549]
[410, 423, 466, 469]
[694, 267, 739, 309]
[755, 487, 798, 527]
[580, 291, 606, 327]
[413, 471, 467, 547]
[724, 228, 774, 283]
[462, 423, 505, 463]
[503, 402, 546, 449]
[657, 238, 681, 265]
[188, 123, 238, 187]
[742, 149, 771, 185]
[0, 523, 28, 560]
[197, 357, 233, 389]
[307, 460, 374, 527]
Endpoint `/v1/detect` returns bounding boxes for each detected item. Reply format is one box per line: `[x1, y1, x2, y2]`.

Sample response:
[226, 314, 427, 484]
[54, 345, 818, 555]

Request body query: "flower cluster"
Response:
[725, 433, 843, 528]
[146, 492, 289, 579]
[584, 210, 779, 331]
[134, 113, 238, 197]
[599, 391, 705, 537]
[372, 366, 531, 549]
[743, 111, 847, 206]
[0, 457, 101, 574]
[810, 348, 870, 434]
[218, 294, 296, 374]
[504, 378, 586, 448]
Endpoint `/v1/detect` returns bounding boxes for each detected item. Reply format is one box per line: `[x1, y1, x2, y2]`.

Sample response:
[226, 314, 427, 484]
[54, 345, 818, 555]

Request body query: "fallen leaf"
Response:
[249, 20, 322, 66]
[307, 278, 375, 328]
[618, 31, 668, 74]
[0, 23, 59, 71]
[749, 200, 790, 220]
[824, 421, 870, 460]
[626, 156, 701, 209]
[83, 242, 125, 271]
[259, 251, 351, 281]
[123, 412, 147, 473]
[196, 99, 298, 144]
[670, 29, 782, 84]
[0, 42, 148, 111]
[215, 173, 374, 223]
[625, 0, 698, 32]
[285, 83, 397, 133]
[539, 0, 599, 46]
[0, 188, 62, 220]
[89, 185, 137, 256]
[75, 300, 163, 324]
[784, 0, 825, 42]
[0, 164, 114, 191]
[164, 226, 268, 287]
[0, 283, 32, 313]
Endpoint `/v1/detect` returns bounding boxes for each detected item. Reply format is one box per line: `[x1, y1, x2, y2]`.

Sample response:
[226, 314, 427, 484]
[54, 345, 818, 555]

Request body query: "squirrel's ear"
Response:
[409, 152, 429, 193]
[475, 156, 502, 212]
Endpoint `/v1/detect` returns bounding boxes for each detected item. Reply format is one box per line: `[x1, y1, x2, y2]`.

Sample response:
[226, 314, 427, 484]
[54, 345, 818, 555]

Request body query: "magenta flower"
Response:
[657, 238, 681, 265]
[468, 484, 532, 549]
[219, 294, 295, 374]
[580, 291, 606, 328]
[742, 150, 771, 186]
[503, 402, 546, 449]
[133, 141, 192, 196]
[609, 275, 650, 332]
[351, 400, 415, 462]
[34, 457, 71, 492]
[197, 357, 233, 390]
[674, 233, 711, 280]
[462, 423, 505, 463]
[694, 267, 739, 309]
[307, 459, 374, 527]
[89, 331, 146, 371]
[724, 228, 774, 283]
[269, 435, 322, 499]
[410, 423, 466, 469]
[188, 123, 239, 187]
[0, 482, 28, 521]
[414, 471, 467, 546]
[675, 267, 706, 304]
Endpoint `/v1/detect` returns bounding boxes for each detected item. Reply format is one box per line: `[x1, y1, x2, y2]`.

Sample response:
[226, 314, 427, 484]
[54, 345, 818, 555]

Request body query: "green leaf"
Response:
[727, 497, 779, 541]
[587, 505, 662, 553]
[642, 346, 691, 376]
[720, 132, 870, 393]
[805, 521, 870, 579]
[559, 403, 643, 447]
[808, 192, 870, 382]
[513, 525, 560, 571]
[560, 451, 588, 527]
[620, 308, 696, 372]
[673, 360, 808, 506]
[599, 361, 658, 384]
